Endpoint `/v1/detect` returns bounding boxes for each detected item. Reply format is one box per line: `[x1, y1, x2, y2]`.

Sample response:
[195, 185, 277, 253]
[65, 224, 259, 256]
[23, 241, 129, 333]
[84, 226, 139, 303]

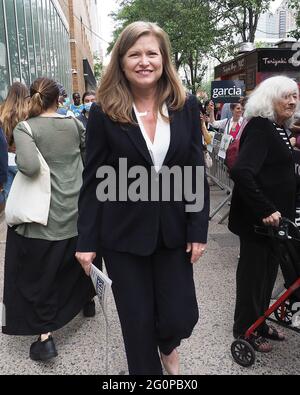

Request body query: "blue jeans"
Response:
[4, 166, 18, 200]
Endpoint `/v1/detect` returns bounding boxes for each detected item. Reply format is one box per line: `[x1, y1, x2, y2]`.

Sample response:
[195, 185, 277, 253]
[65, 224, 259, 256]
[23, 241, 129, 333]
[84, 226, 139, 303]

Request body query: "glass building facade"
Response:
[0, 0, 71, 101]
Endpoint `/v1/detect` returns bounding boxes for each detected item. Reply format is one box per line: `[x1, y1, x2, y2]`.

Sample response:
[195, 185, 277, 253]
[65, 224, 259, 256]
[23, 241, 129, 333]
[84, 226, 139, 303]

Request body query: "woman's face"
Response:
[83, 94, 96, 104]
[232, 104, 243, 118]
[122, 34, 163, 92]
[274, 92, 298, 123]
[83, 94, 96, 114]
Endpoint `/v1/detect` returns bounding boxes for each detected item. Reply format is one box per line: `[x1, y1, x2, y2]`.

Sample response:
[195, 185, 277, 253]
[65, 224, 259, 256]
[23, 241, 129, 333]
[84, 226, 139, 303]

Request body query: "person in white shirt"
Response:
[208, 101, 244, 139]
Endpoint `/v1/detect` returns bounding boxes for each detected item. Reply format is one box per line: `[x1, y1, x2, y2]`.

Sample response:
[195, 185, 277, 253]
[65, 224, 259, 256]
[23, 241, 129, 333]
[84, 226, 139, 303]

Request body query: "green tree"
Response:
[287, 0, 300, 40]
[94, 55, 104, 83]
[110, 0, 218, 93]
[215, 0, 274, 43]
[110, 1, 281, 92]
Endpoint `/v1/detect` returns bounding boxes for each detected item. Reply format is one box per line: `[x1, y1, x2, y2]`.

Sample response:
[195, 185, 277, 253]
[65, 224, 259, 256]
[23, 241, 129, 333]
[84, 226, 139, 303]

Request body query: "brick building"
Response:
[59, 0, 98, 94]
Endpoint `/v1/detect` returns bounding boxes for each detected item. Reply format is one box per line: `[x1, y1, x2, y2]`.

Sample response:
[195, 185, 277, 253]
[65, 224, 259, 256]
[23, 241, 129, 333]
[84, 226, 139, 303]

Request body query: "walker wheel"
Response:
[274, 303, 293, 325]
[231, 339, 255, 367]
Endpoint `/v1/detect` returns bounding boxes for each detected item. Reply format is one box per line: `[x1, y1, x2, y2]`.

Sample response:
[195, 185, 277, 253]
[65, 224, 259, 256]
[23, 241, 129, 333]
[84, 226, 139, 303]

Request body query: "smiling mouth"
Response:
[136, 70, 153, 75]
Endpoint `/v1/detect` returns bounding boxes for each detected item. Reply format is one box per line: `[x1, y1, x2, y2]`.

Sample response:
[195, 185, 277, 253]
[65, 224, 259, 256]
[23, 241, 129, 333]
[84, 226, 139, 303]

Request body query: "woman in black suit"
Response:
[75, 21, 209, 375]
[229, 75, 299, 352]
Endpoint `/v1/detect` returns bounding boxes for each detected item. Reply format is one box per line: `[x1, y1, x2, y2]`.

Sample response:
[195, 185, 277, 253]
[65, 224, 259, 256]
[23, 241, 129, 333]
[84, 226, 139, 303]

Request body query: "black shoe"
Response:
[30, 335, 58, 362]
[83, 299, 96, 317]
[233, 332, 273, 353]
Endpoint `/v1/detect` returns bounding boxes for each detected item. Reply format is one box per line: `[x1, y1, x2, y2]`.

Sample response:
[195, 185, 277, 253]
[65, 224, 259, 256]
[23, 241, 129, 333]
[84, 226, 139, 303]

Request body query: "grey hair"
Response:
[244, 76, 299, 128]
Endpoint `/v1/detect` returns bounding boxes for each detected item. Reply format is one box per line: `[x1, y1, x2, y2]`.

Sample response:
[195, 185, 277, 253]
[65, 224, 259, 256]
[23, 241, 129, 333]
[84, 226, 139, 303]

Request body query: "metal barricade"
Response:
[207, 131, 234, 223]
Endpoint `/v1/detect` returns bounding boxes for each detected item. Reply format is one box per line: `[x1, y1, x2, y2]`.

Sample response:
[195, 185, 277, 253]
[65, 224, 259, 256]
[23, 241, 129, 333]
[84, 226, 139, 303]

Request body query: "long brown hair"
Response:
[97, 21, 186, 124]
[29, 78, 60, 118]
[0, 82, 29, 148]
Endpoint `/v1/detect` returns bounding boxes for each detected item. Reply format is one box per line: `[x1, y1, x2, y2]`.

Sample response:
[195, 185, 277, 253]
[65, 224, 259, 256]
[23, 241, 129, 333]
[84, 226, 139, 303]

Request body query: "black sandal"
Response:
[248, 334, 273, 353]
[260, 325, 286, 341]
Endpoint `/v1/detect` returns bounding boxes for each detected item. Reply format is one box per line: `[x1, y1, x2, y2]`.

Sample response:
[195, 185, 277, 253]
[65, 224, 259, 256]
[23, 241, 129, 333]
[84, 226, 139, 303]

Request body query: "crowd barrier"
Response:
[206, 131, 233, 223]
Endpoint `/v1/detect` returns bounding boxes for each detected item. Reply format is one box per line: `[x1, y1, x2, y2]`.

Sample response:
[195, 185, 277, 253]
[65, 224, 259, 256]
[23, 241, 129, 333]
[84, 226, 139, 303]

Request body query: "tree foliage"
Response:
[287, 0, 300, 40]
[110, 0, 291, 93]
[94, 55, 104, 83]
[214, 0, 273, 43]
[110, 0, 218, 93]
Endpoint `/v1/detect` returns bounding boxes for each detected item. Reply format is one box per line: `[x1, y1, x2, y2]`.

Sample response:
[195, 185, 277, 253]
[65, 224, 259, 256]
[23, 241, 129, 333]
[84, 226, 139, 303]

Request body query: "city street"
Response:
[1, 185, 299, 375]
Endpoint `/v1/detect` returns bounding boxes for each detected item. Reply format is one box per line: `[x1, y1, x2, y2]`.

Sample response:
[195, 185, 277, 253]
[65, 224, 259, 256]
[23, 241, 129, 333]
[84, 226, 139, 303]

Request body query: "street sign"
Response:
[211, 80, 245, 104]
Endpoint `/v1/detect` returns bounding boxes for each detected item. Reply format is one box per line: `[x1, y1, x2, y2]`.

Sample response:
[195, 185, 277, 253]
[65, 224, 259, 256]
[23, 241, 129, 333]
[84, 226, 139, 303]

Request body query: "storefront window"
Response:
[55, 12, 62, 83]
[42, 0, 50, 75]
[47, 0, 54, 78]
[31, 0, 41, 76]
[0, 0, 9, 100]
[15, 0, 30, 85]
[23, 0, 36, 82]
[64, 28, 71, 94]
[4, 0, 21, 82]
[0, 0, 71, 94]
[50, 2, 58, 79]
[37, 0, 46, 75]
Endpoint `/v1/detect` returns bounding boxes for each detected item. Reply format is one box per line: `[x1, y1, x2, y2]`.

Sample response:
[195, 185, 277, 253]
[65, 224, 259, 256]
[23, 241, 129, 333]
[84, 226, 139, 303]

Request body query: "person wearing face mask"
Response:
[77, 91, 96, 129]
[56, 84, 72, 116]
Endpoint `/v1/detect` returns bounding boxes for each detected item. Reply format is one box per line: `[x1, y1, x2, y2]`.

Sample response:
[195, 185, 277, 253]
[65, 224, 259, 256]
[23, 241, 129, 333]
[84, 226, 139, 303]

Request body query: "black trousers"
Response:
[102, 244, 199, 375]
[233, 237, 280, 338]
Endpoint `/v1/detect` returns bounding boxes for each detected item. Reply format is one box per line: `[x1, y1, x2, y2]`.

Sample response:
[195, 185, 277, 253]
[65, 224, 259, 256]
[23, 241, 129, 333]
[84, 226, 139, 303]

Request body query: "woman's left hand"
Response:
[186, 243, 207, 264]
[290, 137, 296, 147]
[262, 211, 281, 227]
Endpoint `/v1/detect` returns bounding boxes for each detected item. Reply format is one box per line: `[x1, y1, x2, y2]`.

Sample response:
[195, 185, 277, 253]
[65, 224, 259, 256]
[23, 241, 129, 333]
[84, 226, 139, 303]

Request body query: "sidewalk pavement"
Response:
[0, 186, 300, 375]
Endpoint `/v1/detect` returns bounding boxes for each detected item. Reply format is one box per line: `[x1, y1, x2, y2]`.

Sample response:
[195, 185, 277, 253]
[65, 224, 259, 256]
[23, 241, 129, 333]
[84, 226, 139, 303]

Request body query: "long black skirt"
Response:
[2, 227, 95, 336]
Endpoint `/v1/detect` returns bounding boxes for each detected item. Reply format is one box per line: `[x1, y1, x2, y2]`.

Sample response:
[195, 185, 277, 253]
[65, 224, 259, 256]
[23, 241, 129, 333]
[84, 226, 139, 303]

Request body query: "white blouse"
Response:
[212, 117, 244, 135]
[133, 103, 170, 172]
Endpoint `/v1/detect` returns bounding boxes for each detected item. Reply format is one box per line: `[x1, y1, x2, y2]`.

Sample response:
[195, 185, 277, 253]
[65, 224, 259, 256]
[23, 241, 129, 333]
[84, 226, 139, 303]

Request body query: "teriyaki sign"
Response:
[258, 49, 300, 72]
[211, 80, 245, 104]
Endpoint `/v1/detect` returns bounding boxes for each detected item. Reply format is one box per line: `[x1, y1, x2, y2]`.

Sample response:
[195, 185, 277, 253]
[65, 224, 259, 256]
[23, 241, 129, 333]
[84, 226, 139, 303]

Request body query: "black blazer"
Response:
[229, 116, 297, 238]
[77, 94, 210, 256]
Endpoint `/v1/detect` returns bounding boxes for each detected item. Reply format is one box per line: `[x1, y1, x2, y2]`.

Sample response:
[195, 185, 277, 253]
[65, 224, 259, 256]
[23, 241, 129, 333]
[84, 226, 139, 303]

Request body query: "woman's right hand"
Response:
[262, 211, 281, 227]
[75, 252, 96, 276]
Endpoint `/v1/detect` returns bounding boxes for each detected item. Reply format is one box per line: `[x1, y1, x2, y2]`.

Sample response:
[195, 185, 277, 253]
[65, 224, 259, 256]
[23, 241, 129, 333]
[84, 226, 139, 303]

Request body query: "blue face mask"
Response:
[84, 102, 93, 112]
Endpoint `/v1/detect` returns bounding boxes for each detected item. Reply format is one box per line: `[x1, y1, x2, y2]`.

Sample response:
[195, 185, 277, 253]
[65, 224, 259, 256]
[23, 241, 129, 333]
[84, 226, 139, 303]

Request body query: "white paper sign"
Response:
[90, 264, 112, 319]
[218, 134, 233, 159]
[207, 132, 215, 153]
